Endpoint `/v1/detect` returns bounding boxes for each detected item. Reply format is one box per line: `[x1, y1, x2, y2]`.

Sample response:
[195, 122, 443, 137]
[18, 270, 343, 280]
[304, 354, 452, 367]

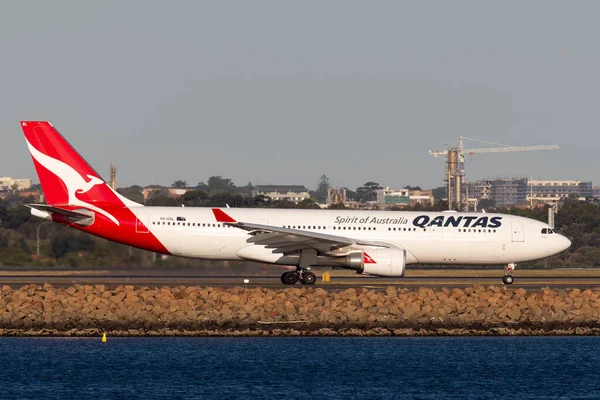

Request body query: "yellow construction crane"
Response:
[429, 136, 559, 210]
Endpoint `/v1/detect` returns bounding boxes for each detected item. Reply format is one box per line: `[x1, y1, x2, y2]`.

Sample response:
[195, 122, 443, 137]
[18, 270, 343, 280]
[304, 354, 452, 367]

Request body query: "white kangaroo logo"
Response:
[26, 139, 120, 226]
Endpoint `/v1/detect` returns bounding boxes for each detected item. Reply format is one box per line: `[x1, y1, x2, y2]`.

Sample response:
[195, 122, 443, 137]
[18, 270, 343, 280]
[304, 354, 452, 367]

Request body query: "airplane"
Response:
[20, 121, 571, 285]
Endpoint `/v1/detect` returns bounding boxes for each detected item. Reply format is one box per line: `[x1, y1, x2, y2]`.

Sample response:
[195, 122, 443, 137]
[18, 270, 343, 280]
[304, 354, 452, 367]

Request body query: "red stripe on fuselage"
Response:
[54, 206, 170, 254]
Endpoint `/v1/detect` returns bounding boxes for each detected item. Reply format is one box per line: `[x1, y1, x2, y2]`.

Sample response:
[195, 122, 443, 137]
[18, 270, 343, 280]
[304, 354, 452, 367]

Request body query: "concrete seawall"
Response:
[1, 284, 600, 336]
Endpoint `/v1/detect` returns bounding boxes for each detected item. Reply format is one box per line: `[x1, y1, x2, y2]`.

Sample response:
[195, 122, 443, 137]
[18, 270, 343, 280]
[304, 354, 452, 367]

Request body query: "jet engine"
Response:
[320, 249, 407, 277]
[359, 248, 406, 277]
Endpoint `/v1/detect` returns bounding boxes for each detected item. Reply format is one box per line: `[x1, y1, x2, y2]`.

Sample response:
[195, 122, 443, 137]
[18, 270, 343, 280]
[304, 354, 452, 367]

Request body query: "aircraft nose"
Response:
[557, 234, 571, 252]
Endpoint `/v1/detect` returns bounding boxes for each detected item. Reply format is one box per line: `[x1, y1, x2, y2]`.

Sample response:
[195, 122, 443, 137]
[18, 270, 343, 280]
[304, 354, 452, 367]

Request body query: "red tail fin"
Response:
[21, 121, 140, 221]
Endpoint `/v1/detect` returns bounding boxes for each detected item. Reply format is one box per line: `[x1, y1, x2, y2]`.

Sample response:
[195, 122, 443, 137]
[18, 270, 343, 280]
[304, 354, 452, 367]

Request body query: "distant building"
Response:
[527, 180, 593, 204]
[468, 180, 492, 202]
[142, 185, 196, 200]
[0, 177, 32, 192]
[376, 187, 434, 208]
[408, 190, 435, 207]
[252, 185, 310, 202]
[468, 178, 593, 208]
[468, 178, 528, 208]
[491, 178, 528, 208]
[593, 186, 600, 200]
[326, 188, 347, 206]
[377, 188, 409, 206]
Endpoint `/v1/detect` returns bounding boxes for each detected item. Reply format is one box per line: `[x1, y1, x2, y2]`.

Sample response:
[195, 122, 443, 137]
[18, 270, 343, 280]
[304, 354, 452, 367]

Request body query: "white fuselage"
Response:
[132, 207, 570, 266]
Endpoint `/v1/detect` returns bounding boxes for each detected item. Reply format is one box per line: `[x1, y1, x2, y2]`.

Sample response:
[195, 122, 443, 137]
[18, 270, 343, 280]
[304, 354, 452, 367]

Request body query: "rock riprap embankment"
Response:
[1, 284, 600, 336]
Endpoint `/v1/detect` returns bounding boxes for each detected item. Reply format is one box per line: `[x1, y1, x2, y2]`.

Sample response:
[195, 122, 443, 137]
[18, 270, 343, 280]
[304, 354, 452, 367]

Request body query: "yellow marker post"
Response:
[102, 332, 107, 343]
[322, 273, 331, 283]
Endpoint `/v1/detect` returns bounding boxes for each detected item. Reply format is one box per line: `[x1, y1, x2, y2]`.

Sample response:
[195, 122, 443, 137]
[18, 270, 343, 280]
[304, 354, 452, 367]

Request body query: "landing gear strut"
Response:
[299, 270, 317, 285]
[280, 249, 318, 285]
[502, 263, 516, 285]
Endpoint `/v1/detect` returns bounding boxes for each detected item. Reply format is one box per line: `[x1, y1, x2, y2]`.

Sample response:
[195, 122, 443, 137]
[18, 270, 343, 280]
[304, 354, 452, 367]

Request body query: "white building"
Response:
[0, 177, 32, 192]
[252, 185, 310, 202]
[376, 187, 434, 207]
[527, 180, 593, 204]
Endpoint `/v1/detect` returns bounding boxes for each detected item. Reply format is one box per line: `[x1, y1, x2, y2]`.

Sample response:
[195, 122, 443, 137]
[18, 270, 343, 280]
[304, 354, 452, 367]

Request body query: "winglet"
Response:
[212, 208, 237, 223]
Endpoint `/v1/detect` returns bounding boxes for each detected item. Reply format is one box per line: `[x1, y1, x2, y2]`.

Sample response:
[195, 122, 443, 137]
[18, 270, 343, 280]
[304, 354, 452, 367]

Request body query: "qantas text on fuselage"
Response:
[334, 215, 502, 229]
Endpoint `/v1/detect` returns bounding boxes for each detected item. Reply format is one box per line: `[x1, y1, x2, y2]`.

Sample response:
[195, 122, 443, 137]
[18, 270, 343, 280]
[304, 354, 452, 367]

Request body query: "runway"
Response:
[1, 268, 600, 290]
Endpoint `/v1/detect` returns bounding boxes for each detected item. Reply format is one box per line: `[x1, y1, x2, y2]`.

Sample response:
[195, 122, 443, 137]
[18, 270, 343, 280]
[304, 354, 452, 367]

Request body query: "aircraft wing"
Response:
[212, 208, 392, 255]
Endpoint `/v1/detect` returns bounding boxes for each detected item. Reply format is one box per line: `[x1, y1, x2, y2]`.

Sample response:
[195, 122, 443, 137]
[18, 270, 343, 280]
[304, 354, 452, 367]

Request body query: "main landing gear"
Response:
[502, 263, 516, 285]
[281, 249, 318, 285]
[281, 269, 317, 285]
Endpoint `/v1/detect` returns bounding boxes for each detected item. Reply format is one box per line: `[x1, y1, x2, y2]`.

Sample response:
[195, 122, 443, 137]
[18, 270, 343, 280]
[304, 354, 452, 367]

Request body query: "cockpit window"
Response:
[541, 228, 556, 235]
[541, 228, 548, 234]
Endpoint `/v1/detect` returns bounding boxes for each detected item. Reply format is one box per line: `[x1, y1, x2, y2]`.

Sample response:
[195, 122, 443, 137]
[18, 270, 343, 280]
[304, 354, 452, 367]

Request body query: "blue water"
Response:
[1, 337, 600, 399]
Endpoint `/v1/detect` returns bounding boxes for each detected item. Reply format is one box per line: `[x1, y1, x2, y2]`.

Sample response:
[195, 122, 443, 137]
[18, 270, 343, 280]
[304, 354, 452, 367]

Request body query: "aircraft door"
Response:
[511, 221, 524, 242]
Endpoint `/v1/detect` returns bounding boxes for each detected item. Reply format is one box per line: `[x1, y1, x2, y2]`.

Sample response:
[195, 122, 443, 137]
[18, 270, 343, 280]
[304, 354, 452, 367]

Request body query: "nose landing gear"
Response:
[502, 263, 516, 285]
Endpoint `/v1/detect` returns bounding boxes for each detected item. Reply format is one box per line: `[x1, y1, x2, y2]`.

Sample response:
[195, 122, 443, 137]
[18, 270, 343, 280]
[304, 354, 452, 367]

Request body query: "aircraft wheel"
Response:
[281, 271, 299, 285]
[301, 271, 317, 285]
[502, 275, 514, 285]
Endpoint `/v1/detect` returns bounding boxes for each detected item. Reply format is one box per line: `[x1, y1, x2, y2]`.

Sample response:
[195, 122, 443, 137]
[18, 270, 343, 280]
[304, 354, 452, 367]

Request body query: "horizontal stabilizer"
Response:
[26, 204, 95, 226]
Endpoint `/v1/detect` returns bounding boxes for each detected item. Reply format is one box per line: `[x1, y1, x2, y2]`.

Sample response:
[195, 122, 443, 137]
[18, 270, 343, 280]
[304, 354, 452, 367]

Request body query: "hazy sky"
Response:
[1, 1, 599, 191]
